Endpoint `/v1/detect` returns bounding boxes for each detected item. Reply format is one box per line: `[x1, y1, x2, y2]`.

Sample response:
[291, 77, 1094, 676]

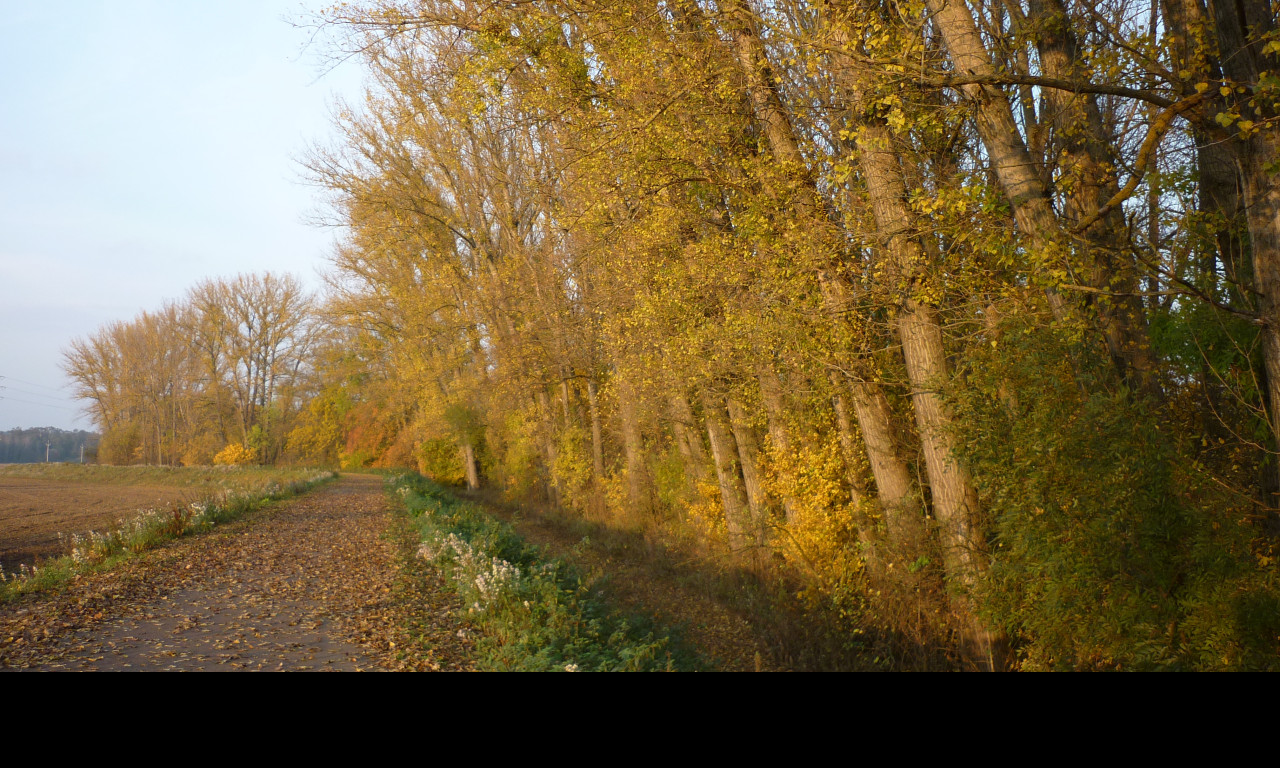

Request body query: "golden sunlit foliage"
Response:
[212, 443, 257, 467]
[67, 0, 1280, 669]
[63, 272, 320, 468]
[296, 0, 1280, 669]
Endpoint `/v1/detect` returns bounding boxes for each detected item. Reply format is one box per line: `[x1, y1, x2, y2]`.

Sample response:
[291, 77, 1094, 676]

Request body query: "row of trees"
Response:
[63, 273, 320, 466]
[66, 0, 1280, 668]
[303, 0, 1280, 669]
[0, 428, 97, 464]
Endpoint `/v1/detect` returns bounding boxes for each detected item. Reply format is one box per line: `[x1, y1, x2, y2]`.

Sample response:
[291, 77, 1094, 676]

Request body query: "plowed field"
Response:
[0, 478, 195, 571]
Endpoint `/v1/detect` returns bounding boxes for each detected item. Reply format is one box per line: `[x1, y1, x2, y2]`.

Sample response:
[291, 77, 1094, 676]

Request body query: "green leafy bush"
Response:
[950, 319, 1280, 670]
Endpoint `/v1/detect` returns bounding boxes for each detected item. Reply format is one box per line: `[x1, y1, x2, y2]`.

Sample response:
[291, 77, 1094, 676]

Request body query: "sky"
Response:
[0, 1, 365, 431]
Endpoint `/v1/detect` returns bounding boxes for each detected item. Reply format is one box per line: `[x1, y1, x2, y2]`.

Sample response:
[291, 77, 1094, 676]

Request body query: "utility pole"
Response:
[80, 444, 84, 464]
[46, 442, 51, 463]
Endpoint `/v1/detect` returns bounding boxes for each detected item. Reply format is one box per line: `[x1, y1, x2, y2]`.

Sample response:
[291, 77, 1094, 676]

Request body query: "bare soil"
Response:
[0, 478, 197, 571]
[0, 475, 473, 672]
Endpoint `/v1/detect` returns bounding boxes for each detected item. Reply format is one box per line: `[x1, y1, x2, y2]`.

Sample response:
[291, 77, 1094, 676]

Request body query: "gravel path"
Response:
[0, 474, 474, 672]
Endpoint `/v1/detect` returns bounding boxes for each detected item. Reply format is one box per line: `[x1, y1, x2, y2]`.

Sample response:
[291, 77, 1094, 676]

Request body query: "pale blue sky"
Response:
[0, 1, 364, 430]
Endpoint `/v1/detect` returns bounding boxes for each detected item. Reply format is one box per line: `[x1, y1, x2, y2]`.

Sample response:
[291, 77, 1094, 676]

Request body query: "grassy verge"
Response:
[0, 468, 336, 602]
[483, 495, 884, 671]
[389, 472, 702, 672]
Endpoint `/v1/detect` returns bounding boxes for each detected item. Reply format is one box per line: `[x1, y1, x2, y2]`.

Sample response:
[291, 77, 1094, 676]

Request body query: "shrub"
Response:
[98, 422, 142, 465]
[950, 317, 1280, 670]
[416, 437, 466, 485]
[213, 443, 256, 466]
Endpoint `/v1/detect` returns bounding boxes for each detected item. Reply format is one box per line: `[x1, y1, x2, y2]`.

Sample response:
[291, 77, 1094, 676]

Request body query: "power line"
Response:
[0, 385, 69, 403]
[0, 374, 65, 392]
[0, 395, 77, 411]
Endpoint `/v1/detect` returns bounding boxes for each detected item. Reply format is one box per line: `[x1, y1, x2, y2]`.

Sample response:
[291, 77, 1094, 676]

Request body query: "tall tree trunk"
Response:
[829, 373, 871, 509]
[617, 376, 649, 516]
[923, 0, 1160, 398]
[670, 390, 712, 487]
[702, 392, 754, 552]
[848, 113, 987, 557]
[462, 442, 480, 490]
[536, 389, 561, 506]
[826, 15, 1005, 668]
[727, 396, 769, 547]
[587, 377, 607, 487]
[758, 365, 802, 523]
[722, 0, 922, 553]
[1203, 0, 1280, 520]
[1161, 0, 1243, 440]
[845, 379, 923, 550]
[1025, 0, 1162, 398]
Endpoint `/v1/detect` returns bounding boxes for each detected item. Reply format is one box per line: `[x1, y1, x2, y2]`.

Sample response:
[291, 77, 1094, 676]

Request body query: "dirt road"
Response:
[0, 475, 473, 672]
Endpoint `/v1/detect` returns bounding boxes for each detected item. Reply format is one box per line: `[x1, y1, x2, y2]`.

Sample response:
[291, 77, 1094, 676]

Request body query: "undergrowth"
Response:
[389, 472, 701, 672]
[477, 489, 892, 671]
[0, 469, 336, 602]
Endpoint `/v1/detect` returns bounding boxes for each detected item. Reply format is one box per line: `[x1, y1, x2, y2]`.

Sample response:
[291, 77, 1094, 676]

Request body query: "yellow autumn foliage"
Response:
[213, 443, 256, 467]
[761, 434, 865, 605]
[682, 479, 730, 550]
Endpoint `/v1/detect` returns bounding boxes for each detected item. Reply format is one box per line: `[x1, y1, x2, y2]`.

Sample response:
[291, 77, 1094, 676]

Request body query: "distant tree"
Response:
[62, 271, 319, 467]
[0, 427, 98, 464]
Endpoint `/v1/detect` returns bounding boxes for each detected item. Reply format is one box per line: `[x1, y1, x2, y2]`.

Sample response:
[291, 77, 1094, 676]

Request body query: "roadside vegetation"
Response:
[390, 472, 700, 671]
[473, 493, 882, 672]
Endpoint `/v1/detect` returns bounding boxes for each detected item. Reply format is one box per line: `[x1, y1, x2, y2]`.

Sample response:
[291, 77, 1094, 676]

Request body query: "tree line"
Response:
[0, 428, 97, 465]
[303, 0, 1280, 670]
[62, 273, 321, 466]
[68, 0, 1280, 669]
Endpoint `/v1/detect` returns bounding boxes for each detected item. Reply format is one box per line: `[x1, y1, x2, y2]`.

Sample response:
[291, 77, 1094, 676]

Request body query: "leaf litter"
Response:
[0, 474, 474, 672]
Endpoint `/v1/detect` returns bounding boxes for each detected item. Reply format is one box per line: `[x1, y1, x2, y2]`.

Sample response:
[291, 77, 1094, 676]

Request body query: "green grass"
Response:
[389, 472, 703, 672]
